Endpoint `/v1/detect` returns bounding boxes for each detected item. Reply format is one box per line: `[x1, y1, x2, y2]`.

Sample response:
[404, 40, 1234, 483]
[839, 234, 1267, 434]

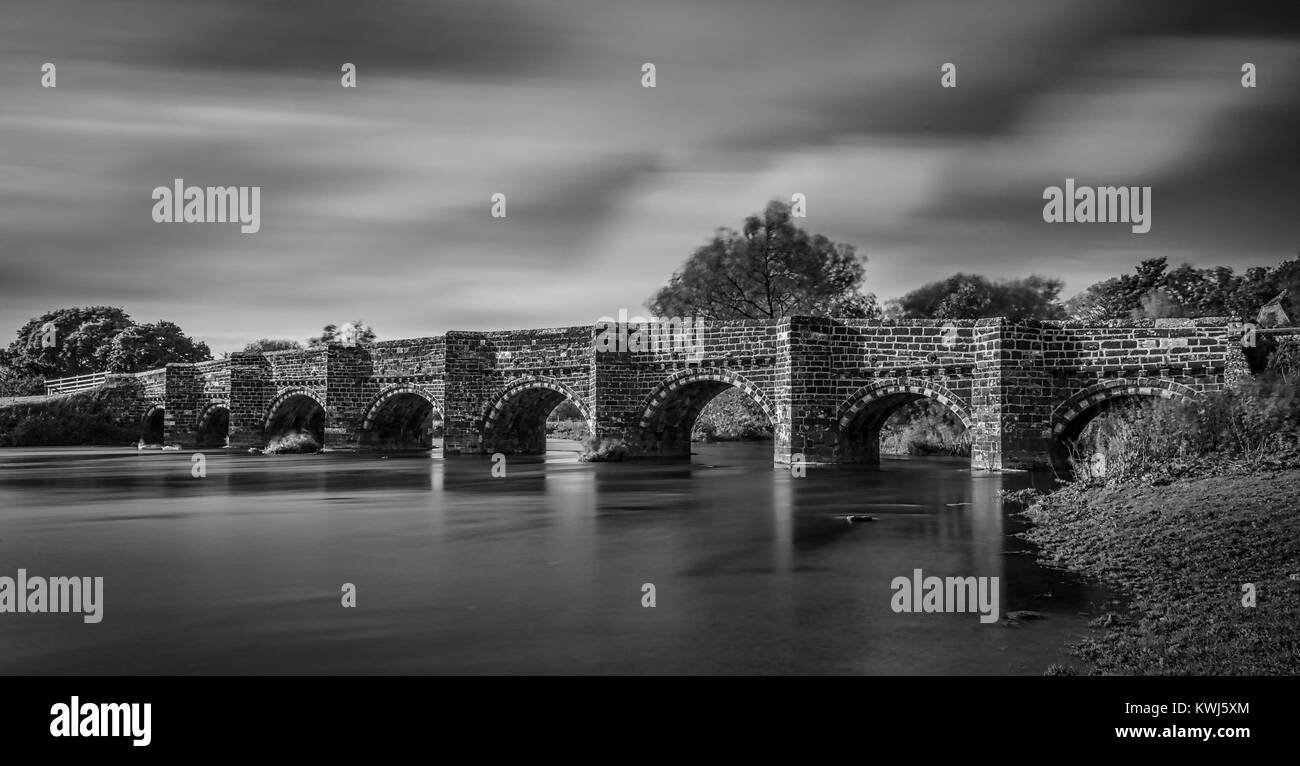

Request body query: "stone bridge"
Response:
[94, 316, 1249, 470]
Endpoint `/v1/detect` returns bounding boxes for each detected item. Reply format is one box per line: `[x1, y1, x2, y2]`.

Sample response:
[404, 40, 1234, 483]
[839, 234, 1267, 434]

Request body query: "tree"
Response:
[309, 320, 376, 346]
[1228, 257, 1300, 320]
[646, 200, 877, 319]
[99, 321, 212, 373]
[0, 349, 44, 396]
[896, 274, 1066, 321]
[1068, 255, 1300, 321]
[1066, 257, 1170, 320]
[243, 338, 303, 353]
[5, 306, 133, 378]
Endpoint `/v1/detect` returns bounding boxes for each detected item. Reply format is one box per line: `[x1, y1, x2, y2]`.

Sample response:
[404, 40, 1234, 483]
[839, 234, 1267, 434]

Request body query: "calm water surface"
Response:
[0, 442, 1114, 674]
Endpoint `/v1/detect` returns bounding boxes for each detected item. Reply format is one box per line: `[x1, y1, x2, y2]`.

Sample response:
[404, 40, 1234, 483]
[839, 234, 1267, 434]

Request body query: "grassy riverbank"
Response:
[1020, 462, 1300, 675]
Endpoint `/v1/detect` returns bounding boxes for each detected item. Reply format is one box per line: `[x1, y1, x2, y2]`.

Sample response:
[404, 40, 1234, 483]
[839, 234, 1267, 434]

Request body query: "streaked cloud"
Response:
[1, 0, 1297, 351]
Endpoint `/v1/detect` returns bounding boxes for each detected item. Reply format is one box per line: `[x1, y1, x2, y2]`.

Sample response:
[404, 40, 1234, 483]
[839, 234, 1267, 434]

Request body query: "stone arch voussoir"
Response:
[835, 377, 974, 432]
[1049, 377, 1199, 436]
[637, 368, 777, 430]
[482, 376, 592, 432]
[362, 385, 442, 430]
[263, 388, 326, 429]
[197, 400, 229, 428]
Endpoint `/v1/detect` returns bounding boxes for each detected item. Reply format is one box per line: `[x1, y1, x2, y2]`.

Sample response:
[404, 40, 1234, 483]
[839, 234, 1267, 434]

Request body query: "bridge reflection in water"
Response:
[0, 442, 1112, 674]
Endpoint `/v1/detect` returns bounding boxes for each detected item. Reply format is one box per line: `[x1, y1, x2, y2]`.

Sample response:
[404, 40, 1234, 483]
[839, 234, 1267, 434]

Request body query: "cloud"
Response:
[1, 0, 1299, 352]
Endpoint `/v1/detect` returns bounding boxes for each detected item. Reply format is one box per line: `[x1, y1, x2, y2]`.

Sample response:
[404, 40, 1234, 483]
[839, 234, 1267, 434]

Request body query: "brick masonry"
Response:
[125, 316, 1244, 469]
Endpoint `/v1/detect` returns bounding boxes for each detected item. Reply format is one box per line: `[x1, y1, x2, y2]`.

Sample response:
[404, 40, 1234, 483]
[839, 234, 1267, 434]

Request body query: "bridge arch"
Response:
[197, 401, 230, 448]
[1050, 377, 1199, 438]
[636, 368, 777, 456]
[835, 377, 973, 462]
[1049, 377, 1199, 469]
[361, 385, 443, 450]
[263, 388, 327, 446]
[482, 376, 593, 454]
[141, 403, 166, 445]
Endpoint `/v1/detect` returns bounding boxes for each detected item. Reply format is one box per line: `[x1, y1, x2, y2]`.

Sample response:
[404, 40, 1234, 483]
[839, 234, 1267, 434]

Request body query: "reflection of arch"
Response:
[141, 404, 166, 444]
[361, 385, 443, 450]
[835, 378, 972, 462]
[197, 401, 230, 448]
[1050, 377, 1199, 441]
[263, 388, 327, 444]
[481, 376, 592, 454]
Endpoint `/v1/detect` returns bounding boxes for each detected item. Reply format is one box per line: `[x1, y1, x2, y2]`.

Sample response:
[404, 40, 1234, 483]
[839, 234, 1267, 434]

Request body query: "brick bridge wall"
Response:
[123, 316, 1243, 469]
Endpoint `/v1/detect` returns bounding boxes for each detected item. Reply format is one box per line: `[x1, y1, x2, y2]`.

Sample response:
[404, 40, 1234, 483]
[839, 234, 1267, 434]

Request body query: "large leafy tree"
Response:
[1067, 255, 1300, 321]
[647, 200, 877, 319]
[895, 274, 1066, 321]
[98, 321, 212, 373]
[5, 306, 134, 378]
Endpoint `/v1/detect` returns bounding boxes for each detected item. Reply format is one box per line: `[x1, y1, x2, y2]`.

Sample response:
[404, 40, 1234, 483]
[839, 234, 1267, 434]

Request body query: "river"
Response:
[0, 442, 1114, 674]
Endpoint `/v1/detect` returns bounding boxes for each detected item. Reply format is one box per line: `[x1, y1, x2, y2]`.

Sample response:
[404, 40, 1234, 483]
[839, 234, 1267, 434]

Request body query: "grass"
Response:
[1069, 375, 1300, 484]
[1021, 471, 1300, 674]
[1021, 369, 1300, 674]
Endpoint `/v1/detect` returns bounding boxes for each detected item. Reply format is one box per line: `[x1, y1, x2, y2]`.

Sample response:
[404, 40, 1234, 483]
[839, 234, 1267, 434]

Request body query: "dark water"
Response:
[0, 442, 1114, 675]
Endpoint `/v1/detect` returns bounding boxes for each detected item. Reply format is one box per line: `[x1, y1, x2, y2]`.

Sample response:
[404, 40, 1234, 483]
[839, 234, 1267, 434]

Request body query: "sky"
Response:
[2, 0, 1298, 353]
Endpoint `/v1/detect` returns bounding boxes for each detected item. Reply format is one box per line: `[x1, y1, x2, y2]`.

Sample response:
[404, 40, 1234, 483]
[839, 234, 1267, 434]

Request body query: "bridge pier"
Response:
[226, 352, 275, 450]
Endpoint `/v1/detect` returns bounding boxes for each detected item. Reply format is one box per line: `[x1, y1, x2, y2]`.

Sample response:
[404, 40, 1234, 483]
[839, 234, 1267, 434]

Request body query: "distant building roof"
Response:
[1257, 290, 1291, 327]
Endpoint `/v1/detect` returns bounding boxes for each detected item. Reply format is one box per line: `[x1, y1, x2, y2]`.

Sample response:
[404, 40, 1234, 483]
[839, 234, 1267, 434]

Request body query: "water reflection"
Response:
[0, 443, 1106, 675]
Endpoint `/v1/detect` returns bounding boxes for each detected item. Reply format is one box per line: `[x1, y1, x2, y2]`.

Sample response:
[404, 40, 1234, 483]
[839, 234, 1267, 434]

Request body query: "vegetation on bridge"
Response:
[0, 386, 137, 447]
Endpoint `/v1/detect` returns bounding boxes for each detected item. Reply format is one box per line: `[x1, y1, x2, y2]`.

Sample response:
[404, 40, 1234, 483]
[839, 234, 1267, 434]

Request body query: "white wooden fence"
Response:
[44, 372, 107, 395]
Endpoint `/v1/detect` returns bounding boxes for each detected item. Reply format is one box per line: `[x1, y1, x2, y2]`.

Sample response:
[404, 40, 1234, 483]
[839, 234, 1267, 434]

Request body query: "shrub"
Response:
[546, 419, 591, 441]
[880, 400, 971, 456]
[1071, 376, 1300, 481]
[0, 387, 138, 446]
[0, 368, 45, 397]
[579, 437, 628, 462]
[691, 388, 773, 442]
